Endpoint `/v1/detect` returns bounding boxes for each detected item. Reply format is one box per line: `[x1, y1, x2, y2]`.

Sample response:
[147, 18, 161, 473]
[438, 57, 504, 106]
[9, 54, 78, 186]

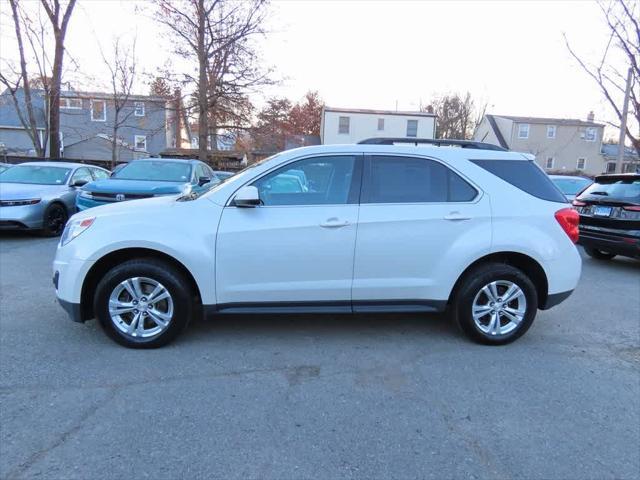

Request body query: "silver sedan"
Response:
[0, 161, 110, 236]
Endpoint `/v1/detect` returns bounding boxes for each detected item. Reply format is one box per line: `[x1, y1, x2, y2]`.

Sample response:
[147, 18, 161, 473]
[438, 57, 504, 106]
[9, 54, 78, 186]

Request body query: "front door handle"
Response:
[320, 218, 350, 228]
[443, 212, 471, 221]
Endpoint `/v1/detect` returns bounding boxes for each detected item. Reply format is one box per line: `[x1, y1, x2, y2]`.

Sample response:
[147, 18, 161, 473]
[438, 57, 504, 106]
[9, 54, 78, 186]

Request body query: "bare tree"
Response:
[426, 92, 486, 140]
[40, 0, 77, 158]
[565, 0, 639, 155]
[1, 0, 49, 156]
[100, 37, 137, 168]
[154, 0, 270, 160]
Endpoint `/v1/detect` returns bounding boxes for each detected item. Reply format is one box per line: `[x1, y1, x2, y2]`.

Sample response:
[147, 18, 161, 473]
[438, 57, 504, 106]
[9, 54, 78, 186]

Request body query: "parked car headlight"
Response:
[0, 198, 41, 207]
[79, 190, 93, 199]
[60, 217, 95, 246]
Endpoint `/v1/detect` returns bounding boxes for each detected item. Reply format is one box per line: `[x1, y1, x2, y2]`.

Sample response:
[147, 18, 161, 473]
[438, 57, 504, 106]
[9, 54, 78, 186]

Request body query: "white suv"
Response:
[53, 141, 582, 348]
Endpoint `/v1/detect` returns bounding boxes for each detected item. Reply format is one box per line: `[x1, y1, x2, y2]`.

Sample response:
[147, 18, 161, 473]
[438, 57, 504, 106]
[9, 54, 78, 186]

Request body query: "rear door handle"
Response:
[443, 212, 471, 221]
[320, 218, 350, 228]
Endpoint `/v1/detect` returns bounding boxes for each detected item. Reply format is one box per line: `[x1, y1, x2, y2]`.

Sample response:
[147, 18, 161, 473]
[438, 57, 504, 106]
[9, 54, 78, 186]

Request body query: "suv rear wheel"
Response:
[94, 258, 193, 348]
[584, 247, 616, 260]
[453, 263, 538, 345]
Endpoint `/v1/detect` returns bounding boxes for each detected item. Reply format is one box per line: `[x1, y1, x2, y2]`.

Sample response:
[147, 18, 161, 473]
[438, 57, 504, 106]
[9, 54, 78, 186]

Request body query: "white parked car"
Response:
[53, 140, 582, 348]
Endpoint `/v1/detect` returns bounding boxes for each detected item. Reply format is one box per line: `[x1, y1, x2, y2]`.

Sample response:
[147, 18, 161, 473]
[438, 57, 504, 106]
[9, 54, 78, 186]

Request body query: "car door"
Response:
[351, 154, 491, 310]
[215, 154, 362, 309]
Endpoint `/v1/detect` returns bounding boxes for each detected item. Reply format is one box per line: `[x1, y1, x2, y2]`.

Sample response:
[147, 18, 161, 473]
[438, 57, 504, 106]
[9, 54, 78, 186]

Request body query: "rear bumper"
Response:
[578, 229, 640, 258]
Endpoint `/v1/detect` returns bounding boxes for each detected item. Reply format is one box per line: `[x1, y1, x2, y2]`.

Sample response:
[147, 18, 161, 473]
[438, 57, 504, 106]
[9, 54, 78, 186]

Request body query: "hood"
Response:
[72, 193, 181, 221]
[83, 178, 188, 196]
[0, 182, 65, 201]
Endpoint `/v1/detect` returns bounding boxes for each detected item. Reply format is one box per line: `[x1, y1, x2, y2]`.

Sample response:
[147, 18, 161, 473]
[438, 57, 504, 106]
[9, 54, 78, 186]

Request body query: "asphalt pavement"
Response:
[0, 233, 638, 480]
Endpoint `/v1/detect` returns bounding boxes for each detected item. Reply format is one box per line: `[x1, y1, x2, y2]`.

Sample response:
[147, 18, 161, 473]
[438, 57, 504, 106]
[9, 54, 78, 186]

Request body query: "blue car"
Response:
[76, 158, 220, 211]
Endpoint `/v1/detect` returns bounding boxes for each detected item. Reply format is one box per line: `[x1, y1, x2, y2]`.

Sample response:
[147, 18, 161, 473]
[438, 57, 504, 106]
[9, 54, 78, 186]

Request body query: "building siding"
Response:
[322, 109, 436, 144]
[0, 88, 167, 161]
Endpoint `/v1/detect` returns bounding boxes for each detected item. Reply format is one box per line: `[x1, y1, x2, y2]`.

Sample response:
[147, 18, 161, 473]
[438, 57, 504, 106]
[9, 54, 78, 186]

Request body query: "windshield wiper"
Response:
[590, 191, 609, 196]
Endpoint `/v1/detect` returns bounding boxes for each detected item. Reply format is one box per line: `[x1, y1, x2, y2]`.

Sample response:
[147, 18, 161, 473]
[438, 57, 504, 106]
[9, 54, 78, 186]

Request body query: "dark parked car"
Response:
[573, 173, 640, 260]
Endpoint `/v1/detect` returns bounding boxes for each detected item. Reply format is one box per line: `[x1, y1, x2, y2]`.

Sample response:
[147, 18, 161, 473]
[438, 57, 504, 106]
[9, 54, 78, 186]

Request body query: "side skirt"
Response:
[203, 300, 447, 317]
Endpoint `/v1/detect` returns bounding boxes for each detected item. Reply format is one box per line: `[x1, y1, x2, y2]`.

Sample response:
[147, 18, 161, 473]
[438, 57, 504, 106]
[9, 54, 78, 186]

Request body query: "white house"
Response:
[321, 107, 436, 144]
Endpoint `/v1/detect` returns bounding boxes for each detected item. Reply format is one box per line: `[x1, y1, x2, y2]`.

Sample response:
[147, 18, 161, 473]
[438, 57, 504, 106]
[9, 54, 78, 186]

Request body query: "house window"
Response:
[60, 98, 82, 109]
[518, 124, 529, 139]
[585, 127, 596, 142]
[377, 118, 384, 131]
[134, 102, 145, 116]
[338, 116, 350, 134]
[547, 125, 556, 138]
[545, 157, 554, 169]
[91, 100, 106, 121]
[577, 158, 586, 170]
[134, 135, 147, 151]
[606, 162, 616, 173]
[406, 119, 418, 137]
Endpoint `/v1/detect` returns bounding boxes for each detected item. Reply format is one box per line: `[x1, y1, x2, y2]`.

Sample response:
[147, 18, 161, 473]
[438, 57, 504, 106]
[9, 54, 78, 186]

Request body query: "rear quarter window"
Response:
[471, 159, 567, 203]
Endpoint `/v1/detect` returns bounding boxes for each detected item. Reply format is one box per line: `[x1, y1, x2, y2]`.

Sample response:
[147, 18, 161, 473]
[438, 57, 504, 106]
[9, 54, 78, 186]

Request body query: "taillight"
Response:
[622, 205, 640, 212]
[555, 208, 580, 243]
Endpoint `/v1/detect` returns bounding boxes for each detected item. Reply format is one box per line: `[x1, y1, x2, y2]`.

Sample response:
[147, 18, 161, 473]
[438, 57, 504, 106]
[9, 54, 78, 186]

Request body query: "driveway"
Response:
[1, 234, 638, 479]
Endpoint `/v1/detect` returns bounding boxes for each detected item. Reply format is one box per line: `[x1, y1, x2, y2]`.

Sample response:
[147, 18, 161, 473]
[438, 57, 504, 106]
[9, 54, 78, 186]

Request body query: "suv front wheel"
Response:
[453, 263, 538, 345]
[94, 258, 194, 348]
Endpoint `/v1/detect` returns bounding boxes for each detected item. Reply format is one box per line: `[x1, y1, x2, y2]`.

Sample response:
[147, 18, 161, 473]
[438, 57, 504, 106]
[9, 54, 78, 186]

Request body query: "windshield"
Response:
[551, 177, 592, 195]
[0, 165, 71, 185]
[579, 177, 640, 202]
[199, 153, 283, 199]
[114, 161, 192, 182]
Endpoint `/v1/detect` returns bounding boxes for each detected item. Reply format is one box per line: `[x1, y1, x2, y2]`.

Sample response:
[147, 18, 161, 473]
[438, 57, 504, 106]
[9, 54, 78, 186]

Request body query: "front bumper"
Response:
[579, 228, 640, 258]
[76, 196, 109, 211]
[0, 203, 46, 229]
[53, 251, 95, 322]
[57, 297, 83, 322]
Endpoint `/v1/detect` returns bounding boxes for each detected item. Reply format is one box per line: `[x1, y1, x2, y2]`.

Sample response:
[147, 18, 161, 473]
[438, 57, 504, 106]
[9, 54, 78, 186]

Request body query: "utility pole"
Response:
[617, 67, 633, 166]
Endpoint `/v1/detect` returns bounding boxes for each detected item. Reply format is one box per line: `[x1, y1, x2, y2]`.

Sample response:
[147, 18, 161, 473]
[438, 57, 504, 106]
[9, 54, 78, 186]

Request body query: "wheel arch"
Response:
[448, 251, 549, 309]
[80, 247, 202, 321]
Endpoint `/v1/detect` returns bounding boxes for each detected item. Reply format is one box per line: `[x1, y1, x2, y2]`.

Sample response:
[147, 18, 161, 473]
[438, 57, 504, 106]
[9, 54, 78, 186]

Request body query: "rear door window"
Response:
[363, 156, 477, 203]
[471, 159, 567, 203]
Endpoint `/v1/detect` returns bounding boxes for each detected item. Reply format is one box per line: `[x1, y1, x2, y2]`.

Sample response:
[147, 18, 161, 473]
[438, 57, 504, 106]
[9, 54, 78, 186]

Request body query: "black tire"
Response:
[40, 203, 68, 237]
[452, 263, 538, 345]
[94, 258, 194, 348]
[584, 247, 616, 260]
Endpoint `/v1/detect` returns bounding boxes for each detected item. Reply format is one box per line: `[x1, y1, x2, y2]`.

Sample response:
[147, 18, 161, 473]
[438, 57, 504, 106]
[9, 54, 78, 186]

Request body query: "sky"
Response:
[0, 0, 631, 138]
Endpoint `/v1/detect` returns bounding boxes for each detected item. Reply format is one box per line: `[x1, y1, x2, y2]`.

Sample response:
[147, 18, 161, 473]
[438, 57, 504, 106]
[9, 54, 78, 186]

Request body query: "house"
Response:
[321, 107, 436, 144]
[600, 143, 640, 174]
[473, 113, 606, 175]
[0, 87, 168, 162]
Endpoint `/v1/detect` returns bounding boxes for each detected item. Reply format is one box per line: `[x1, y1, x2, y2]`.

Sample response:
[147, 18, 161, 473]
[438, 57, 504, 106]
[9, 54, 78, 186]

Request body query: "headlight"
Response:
[79, 190, 93, 199]
[60, 217, 95, 246]
[0, 198, 41, 207]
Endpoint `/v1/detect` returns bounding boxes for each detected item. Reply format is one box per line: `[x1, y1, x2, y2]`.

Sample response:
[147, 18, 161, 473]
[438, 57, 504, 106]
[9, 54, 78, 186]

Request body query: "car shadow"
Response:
[181, 311, 461, 345]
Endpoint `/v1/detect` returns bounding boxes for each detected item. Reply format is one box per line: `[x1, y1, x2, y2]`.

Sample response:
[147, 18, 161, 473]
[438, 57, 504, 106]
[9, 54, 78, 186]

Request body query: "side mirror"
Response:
[71, 179, 88, 187]
[233, 185, 260, 207]
[198, 176, 211, 187]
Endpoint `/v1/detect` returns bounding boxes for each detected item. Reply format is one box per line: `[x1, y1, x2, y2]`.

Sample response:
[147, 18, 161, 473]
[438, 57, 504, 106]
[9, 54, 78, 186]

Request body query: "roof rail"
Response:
[357, 137, 508, 151]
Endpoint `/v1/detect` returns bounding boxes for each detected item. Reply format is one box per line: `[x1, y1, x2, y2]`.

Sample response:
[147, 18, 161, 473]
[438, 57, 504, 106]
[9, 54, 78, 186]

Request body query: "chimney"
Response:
[587, 111, 595, 123]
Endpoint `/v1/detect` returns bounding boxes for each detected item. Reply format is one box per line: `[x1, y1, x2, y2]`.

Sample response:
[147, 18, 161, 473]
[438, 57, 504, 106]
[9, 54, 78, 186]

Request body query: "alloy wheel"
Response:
[471, 280, 527, 337]
[108, 277, 174, 339]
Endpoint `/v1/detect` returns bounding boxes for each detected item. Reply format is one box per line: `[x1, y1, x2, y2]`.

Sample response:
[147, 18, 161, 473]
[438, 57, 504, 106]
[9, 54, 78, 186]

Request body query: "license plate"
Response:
[593, 206, 612, 217]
